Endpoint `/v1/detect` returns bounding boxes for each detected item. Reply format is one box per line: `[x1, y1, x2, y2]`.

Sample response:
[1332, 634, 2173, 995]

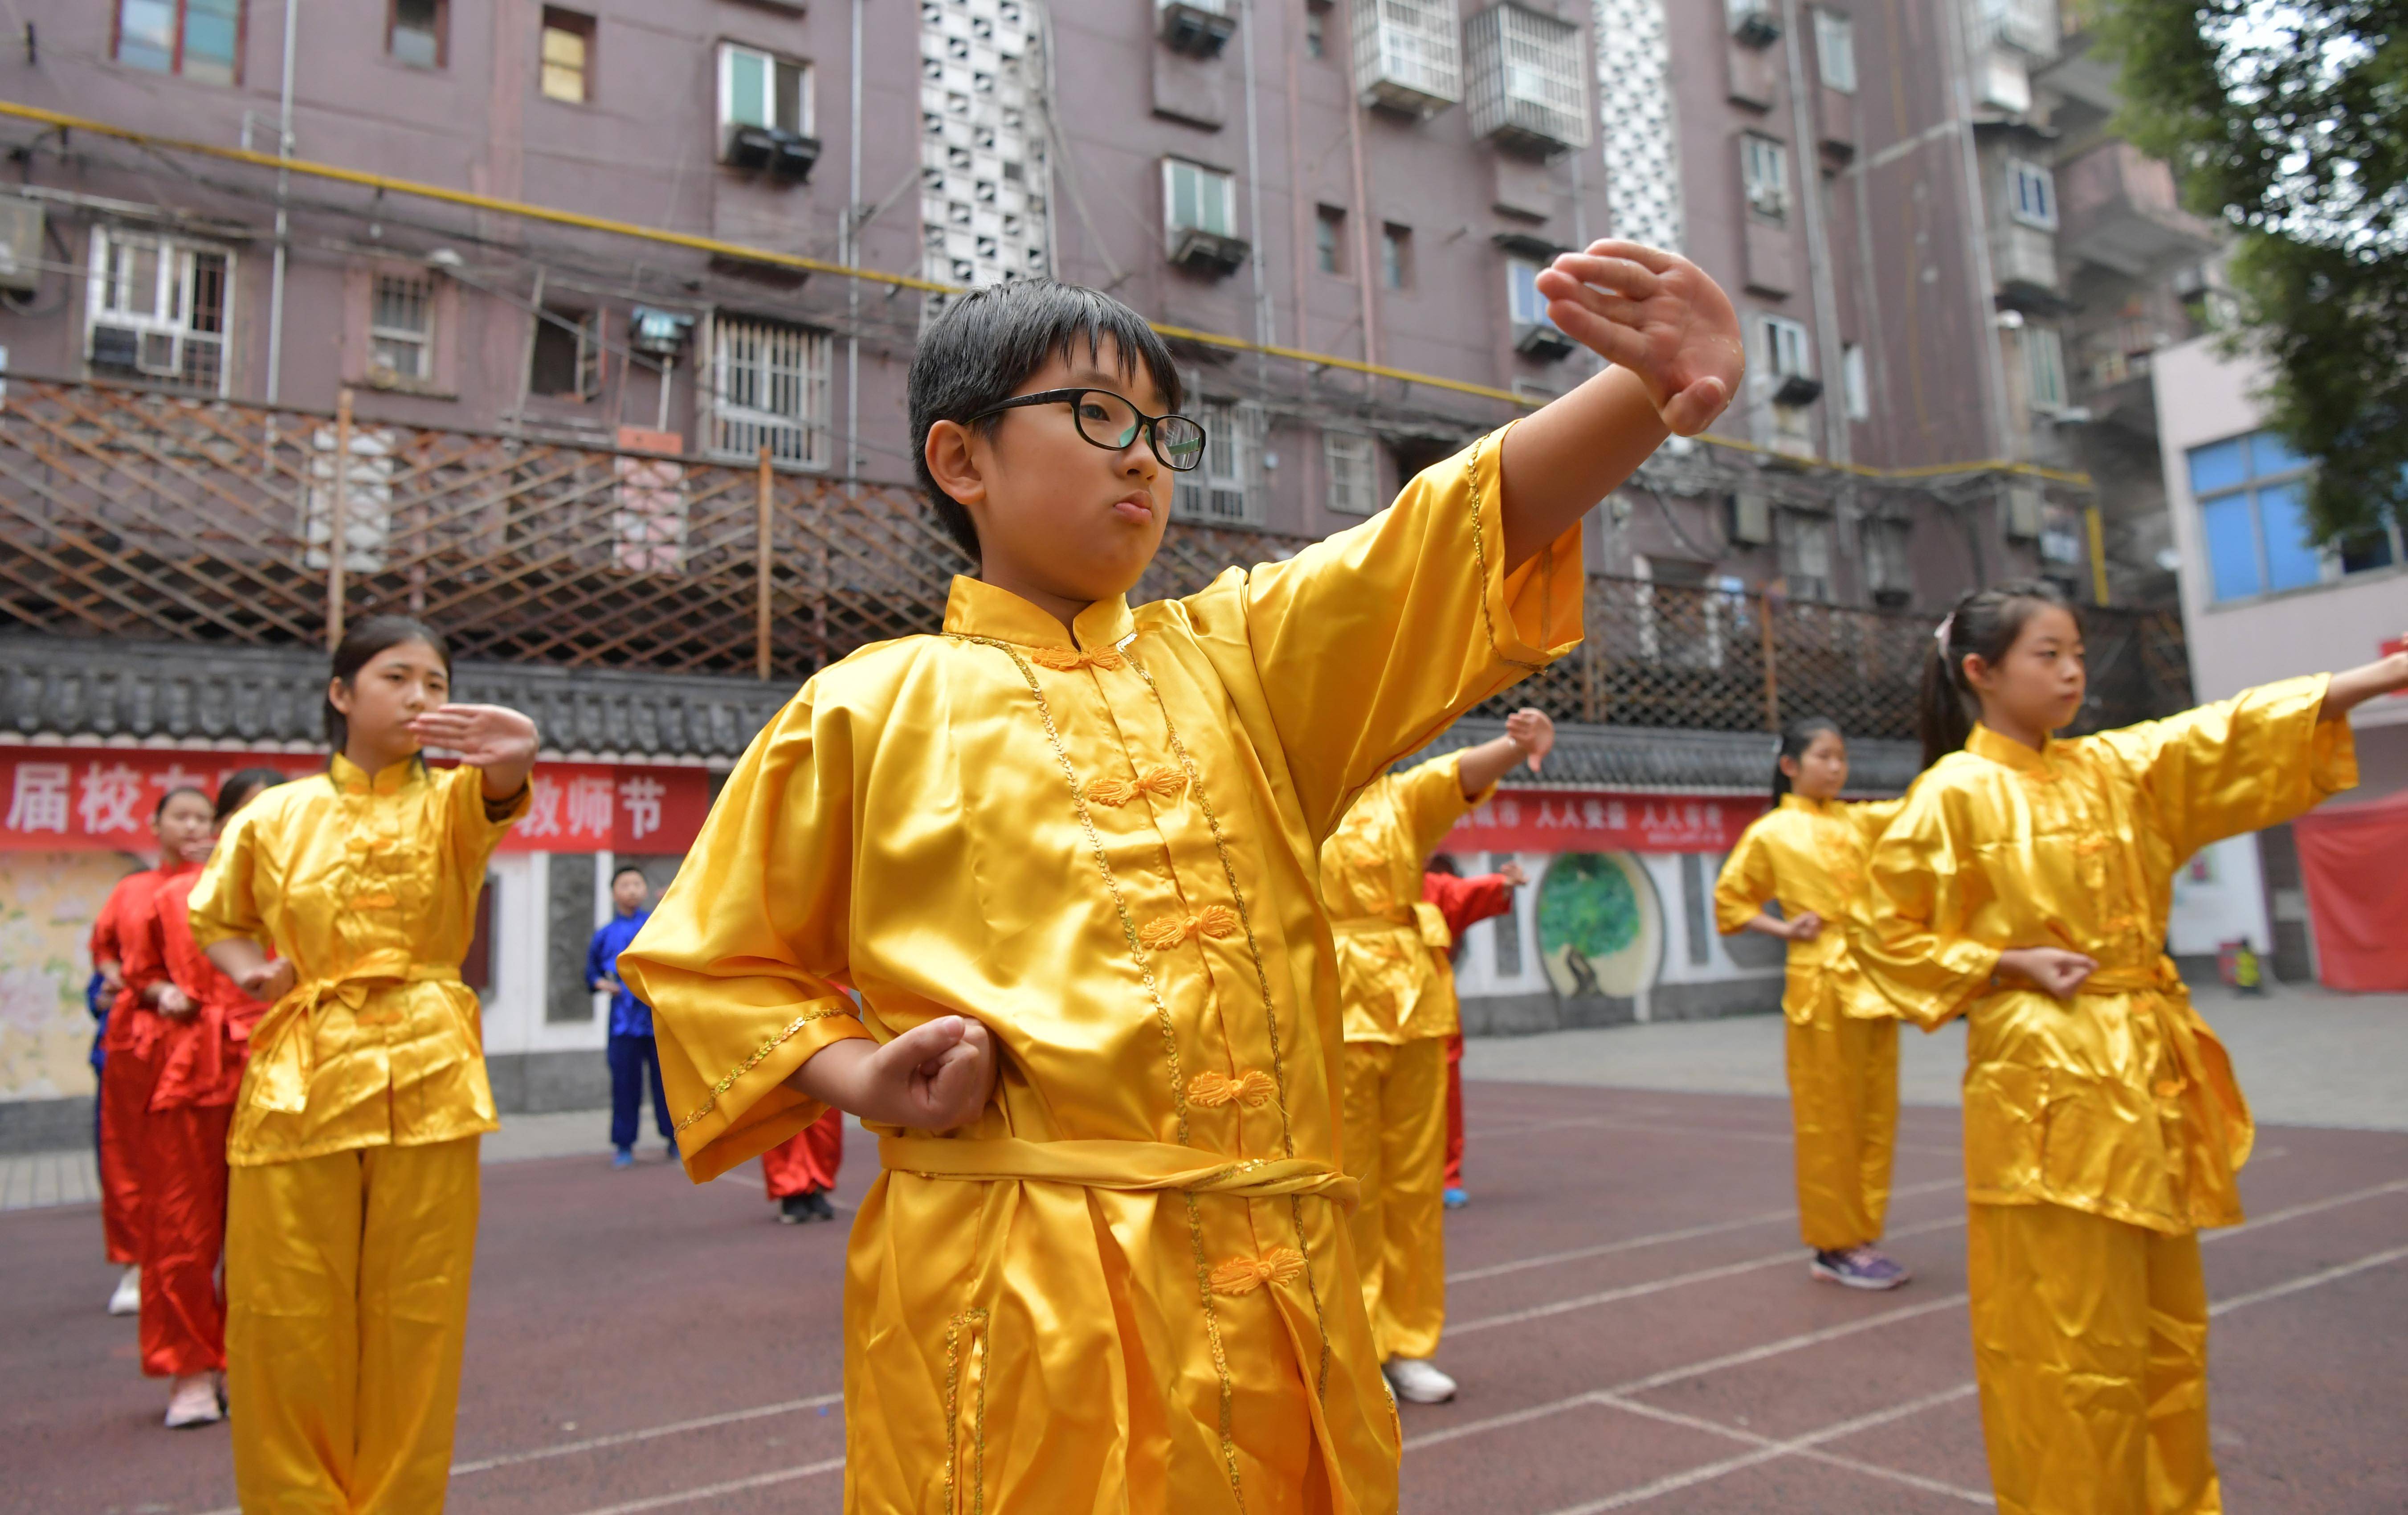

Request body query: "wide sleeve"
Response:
[1712, 822, 1778, 935]
[2079, 675, 2358, 862]
[1426, 871, 1515, 936]
[616, 681, 877, 1183]
[1206, 426, 1585, 837]
[188, 814, 265, 951]
[1392, 751, 1486, 863]
[1853, 780, 2000, 1030]
[441, 763, 531, 883]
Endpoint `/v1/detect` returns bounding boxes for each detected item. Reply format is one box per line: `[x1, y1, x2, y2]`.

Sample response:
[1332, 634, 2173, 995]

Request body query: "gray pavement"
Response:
[1465, 981, 2408, 1132]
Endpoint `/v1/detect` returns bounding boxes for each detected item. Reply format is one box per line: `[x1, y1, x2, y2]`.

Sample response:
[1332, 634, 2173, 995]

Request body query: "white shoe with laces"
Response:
[107, 1265, 141, 1317]
[1382, 1356, 1458, 1405]
[165, 1374, 223, 1428]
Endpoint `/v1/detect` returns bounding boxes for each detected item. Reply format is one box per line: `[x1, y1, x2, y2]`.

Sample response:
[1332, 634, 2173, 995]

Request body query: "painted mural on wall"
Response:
[0, 850, 131, 1102]
[1535, 852, 1664, 1005]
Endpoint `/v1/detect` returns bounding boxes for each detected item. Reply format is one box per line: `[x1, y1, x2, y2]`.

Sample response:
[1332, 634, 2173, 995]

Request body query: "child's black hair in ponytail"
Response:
[1917, 579, 2074, 770]
[1771, 716, 1842, 805]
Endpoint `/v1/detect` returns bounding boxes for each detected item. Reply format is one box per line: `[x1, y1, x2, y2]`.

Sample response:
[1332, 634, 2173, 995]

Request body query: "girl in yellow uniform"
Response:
[1713, 718, 1910, 1290]
[1855, 579, 2406, 1515]
[622, 262, 1742, 1514]
[190, 617, 535, 1513]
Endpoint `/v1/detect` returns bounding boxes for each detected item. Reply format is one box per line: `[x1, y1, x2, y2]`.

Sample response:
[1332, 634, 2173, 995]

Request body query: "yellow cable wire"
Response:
[0, 100, 2092, 491]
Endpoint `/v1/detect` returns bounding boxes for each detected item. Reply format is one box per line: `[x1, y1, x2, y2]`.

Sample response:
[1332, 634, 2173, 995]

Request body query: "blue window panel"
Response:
[2251, 429, 2310, 476]
[2256, 482, 2324, 592]
[2187, 436, 2249, 496]
[2198, 491, 2262, 602]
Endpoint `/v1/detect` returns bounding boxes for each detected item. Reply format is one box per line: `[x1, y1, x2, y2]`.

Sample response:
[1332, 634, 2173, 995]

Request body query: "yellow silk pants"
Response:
[1784, 1008, 1898, 1251]
[1967, 1201, 2220, 1515]
[1339, 1037, 1448, 1361]
[226, 1137, 482, 1515]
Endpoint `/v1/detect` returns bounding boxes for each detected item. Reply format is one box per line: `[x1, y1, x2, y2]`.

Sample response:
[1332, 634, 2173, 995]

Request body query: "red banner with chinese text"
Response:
[0, 746, 711, 854]
[1444, 790, 1765, 855]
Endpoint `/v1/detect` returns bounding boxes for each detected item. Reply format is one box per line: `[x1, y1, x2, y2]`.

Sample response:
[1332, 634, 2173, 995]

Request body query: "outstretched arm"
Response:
[1500, 242, 1745, 569]
[2318, 638, 2408, 722]
[410, 704, 539, 801]
[1453, 708, 1557, 797]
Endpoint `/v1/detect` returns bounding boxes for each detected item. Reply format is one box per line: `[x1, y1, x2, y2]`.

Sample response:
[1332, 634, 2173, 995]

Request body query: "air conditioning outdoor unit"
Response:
[1158, 0, 1237, 57]
[1728, 1, 1780, 46]
[725, 126, 823, 182]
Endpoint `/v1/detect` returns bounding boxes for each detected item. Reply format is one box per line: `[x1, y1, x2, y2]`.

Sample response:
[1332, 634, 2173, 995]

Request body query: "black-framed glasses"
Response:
[965, 388, 1209, 472]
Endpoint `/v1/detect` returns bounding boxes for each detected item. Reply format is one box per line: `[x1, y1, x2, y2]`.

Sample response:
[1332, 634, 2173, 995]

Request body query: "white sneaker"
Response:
[107, 1265, 141, 1317]
[165, 1374, 223, 1428]
[1383, 1356, 1458, 1405]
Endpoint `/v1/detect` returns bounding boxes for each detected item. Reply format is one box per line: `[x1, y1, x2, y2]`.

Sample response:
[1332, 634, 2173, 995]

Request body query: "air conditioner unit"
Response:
[725, 126, 823, 182]
[1168, 226, 1250, 277]
[1728, 488, 1772, 544]
[1746, 184, 1789, 221]
[1728, 1, 1780, 46]
[0, 196, 42, 294]
[1158, 0, 1237, 57]
[1771, 373, 1823, 408]
[1513, 322, 1574, 361]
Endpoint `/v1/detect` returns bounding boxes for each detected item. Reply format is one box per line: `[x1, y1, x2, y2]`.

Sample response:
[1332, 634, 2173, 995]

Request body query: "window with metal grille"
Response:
[2023, 324, 2066, 413]
[1741, 134, 1789, 221]
[1163, 159, 1235, 237]
[389, 0, 445, 67]
[1172, 400, 1257, 523]
[720, 42, 811, 138]
[1324, 431, 1379, 515]
[710, 315, 832, 468]
[115, 0, 242, 85]
[1814, 8, 1855, 92]
[1777, 510, 1834, 602]
[1465, 4, 1588, 152]
[86, 230, 232, 394]
[1861, 515, 1913, 598]
[2006, 157, 2056, 229]
[1351, 0, 1462, 114]
[540, 7, 593, 102]
[370, 273, 435, 383]
[1315, 205, 1346, 274]
[529, 307, 601, 399]
[1761, 314, 1812, 380]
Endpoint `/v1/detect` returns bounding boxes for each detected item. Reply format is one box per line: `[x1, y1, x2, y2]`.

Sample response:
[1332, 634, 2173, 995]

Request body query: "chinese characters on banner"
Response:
[0, 747, 711, 854]
[1445, 790, 1765, 855]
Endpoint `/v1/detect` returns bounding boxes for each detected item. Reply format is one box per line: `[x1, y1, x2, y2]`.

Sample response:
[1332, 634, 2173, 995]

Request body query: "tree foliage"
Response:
[2102, 0, 2408, 543]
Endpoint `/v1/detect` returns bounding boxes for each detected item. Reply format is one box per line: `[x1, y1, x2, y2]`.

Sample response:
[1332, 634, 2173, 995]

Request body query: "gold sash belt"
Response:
[246, 955, 464, 1115]
[1332, 900, 1453, 949]
[879, 1134, 1359, 1209]
[2072, 956, 2199, 1096]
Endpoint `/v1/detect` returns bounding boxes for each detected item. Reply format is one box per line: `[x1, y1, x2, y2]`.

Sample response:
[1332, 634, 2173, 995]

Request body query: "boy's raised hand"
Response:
[1536, 241, 1744, 437]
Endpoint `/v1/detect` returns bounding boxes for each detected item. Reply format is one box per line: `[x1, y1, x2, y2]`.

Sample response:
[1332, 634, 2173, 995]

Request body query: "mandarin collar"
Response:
[1966, 723, 2053, 774]
[331, 751, 424, 796]
[1778, 793, 1835, 817]
[942, 575, 1135, 653]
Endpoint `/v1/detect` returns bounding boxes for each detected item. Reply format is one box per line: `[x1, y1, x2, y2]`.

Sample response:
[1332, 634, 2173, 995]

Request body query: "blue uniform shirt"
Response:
[587, 910, 656, 1037]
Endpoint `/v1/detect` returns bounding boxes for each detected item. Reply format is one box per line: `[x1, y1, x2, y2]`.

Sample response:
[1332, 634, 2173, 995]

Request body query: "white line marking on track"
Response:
[451, 1392, 844, 1475]
[558, 1455, 848, 1515]
[1447, 1178, 1963, 1284]
[1449, 1214, 1969, 1335]
[1592, 1391, 1995, 1506]
[2208, 1243, 2408, 1315]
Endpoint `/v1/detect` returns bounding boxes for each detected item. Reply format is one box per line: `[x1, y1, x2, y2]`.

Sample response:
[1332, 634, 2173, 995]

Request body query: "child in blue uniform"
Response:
[588, 865, 673, 1165]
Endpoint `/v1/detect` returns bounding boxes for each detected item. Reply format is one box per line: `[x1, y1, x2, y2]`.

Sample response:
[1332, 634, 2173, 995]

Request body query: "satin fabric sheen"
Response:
[763, 1107, 847, 1198]
[622, 429, 1582, 1515]
[97, 863, 196, 1269]
[1857, 679, 2354, 1515]
[1423, 872, 1515, 1191]
[1714, 795, 1906, 1250]
[1337, 1039, 1448, 1360]
[190, 755, 523, 1513]
[190, 755, 528, 1166]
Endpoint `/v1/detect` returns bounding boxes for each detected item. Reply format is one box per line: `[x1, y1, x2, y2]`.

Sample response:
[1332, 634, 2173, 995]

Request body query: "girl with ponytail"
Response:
[1713, 717, 1912, 1290]
[1858, 580, 2408, 1513]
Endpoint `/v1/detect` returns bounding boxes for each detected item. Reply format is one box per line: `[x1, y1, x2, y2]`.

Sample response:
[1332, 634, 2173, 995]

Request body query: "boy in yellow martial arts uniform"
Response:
[1320, 707, 1553, 1405]
[192, 617, 536, 1513]
[1714, 717, 1910, 1290]
[622, 256, 1744, 1513]
[1857, 579, 2407, 1515]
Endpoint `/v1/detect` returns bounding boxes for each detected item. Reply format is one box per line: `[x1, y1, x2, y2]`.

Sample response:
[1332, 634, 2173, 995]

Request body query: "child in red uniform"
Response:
[94, 788, 215, 1319]
[1421, 858, 1526, 1208]
[763, 1108, 847, 1223]
[126, 769, 287, 1428]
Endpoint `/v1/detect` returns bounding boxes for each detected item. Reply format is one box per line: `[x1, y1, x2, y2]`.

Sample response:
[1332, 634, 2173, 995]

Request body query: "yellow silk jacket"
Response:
[620, 431, 1581, 1515]
[1318, 752, 1492, 1043]
[1856, 678, 2355, 1234]
[1713, 794, 1906, 1026]
[188, 755, 526, 1167]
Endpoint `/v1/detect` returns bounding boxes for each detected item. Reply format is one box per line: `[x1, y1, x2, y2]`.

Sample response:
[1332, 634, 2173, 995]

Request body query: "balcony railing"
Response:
[0, 380, 2189, 739]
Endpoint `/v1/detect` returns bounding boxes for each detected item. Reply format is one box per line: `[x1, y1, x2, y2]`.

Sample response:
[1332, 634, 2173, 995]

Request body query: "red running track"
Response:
[9, 1083, 2405, 1513]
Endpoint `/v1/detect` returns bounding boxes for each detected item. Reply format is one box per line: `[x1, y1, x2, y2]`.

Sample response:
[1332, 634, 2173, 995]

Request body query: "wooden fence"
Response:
[0, 379, 2190, 739]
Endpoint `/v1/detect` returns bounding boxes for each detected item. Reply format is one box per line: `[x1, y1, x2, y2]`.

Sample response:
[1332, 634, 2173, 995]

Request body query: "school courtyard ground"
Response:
[7, 982, 2404, 1514]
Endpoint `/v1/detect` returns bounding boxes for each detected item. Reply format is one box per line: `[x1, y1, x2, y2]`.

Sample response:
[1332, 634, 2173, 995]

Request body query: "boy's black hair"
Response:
[611, 864, 650, 886]
[908, 280, 1186, 562]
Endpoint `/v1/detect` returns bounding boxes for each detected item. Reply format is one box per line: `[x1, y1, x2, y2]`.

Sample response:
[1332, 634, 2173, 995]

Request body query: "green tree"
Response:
[2102, 0, 2408, 544]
